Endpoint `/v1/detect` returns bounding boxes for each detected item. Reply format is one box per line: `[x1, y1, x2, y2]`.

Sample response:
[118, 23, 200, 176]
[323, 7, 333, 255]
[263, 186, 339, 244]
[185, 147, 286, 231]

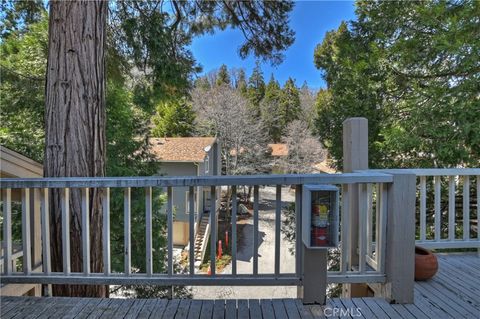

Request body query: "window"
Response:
[204, 155, 209, 174]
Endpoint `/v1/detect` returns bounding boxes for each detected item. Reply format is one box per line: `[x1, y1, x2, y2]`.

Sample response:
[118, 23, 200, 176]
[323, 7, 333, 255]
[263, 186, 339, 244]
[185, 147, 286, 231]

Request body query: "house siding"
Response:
[157, 140, 220, 246]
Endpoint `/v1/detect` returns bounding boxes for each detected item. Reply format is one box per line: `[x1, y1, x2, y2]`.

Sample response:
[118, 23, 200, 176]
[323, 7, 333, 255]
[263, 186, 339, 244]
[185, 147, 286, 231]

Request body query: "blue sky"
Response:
[190, 1, 356, 89]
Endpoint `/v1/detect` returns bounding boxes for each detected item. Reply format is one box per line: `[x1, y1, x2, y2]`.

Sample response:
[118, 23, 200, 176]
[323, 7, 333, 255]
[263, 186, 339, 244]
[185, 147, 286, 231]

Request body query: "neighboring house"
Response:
[268, 143, 289, 157]
[0, 146, 42, 296]
[149, 137, 221, 246]
[267, 143, 335, 174]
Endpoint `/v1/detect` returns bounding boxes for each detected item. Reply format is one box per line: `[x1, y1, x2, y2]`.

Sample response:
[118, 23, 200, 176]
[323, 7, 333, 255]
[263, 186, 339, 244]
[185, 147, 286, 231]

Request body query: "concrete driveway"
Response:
[190, 186, 299, 299]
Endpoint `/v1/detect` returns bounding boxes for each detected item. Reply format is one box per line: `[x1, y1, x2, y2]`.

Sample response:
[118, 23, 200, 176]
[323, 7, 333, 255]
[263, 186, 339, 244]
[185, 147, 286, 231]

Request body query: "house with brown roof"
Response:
[0, 146, 42, 297]
[267, 143, 336, 174]
[149, 137, 220, 248]
[267, 143, 289, 157]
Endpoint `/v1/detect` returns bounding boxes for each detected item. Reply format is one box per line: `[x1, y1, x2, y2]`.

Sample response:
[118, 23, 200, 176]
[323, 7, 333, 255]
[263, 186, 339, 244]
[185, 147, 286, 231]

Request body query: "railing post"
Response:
[298, 188, 327, 305]
[383, 171, 416, 303]
[301, 247, 327, 304]
[342, 117, 368, 297]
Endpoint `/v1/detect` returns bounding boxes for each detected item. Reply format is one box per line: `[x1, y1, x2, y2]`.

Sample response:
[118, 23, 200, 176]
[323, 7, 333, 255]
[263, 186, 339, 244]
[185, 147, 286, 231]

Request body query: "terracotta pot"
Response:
[415, 246, 438, 281]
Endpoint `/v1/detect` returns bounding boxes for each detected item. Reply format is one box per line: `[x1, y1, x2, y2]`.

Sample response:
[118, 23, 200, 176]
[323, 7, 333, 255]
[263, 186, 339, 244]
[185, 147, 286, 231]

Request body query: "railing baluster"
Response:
[124, 188, 131, 275]
[477, 176, 480, 245]
[341, 185, 350, 273]
[377, 183, 388, 273]
[434, 176, 441, 241]
[358, 184, 367, 273]
[146, 187, 153, 276]
[22, 189, 32, 274]
[253, 185, 259, 275]
[366, 184, 373, 257]
[166, 186, 173, 276]
[102, 188, 110, 275]
[210, 185, 216, 276]
[275, 185, 281, 276]
[448, 176, 456, 241]
[81, 188, 90, 274]
[463, 176, 470, 240]
[61, 188, 70, 275]
[189, 186, 195, 276]
[419, 176, 427, 241]
[2, 188, 12, 275]
[374, 183, 380, 268]
[40, 188, 51, 275]
[295, 185, 302, 278]
[231, 185, 237, 276]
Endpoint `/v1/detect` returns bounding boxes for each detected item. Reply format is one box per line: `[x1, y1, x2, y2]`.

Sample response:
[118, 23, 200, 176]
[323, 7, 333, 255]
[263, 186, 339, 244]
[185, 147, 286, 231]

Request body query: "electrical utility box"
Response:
[302, 184, 339, 249]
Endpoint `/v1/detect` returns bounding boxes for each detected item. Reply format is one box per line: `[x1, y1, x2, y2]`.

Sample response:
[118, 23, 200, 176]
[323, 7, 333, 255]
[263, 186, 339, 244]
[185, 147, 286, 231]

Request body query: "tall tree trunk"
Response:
[45, 0, 107, 297]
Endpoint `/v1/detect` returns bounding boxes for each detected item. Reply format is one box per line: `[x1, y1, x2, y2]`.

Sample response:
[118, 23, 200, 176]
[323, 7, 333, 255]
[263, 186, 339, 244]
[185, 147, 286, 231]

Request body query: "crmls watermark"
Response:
[310, 306, 362, 317]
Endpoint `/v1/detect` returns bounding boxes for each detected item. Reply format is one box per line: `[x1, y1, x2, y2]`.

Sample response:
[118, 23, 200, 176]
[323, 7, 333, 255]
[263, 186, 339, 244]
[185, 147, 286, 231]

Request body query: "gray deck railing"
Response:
[411, 168, 480, 249]
[1, 172, 393, 291]
[366, 168, 480, 249]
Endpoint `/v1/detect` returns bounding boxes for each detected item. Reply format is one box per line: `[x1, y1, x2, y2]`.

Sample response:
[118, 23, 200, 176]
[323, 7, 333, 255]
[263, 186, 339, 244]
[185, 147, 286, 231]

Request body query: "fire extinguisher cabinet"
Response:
[302, 184, 339, 249]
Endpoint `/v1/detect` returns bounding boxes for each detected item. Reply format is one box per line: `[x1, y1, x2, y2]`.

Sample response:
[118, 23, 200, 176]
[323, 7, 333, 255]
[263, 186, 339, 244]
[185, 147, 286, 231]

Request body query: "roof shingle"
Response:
[149, 137, 216, 162]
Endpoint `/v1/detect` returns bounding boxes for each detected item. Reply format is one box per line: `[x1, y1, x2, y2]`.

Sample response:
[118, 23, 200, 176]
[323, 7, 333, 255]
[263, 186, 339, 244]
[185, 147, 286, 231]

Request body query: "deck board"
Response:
[175, 298, 191, 319]
[162, 298, 180, 319]
[236, 299, 248, 319]
[123, 298, 146, 319]
[282, 299, 301, 319]
[1, 253, 478, 318]
[247, 299, 261, 318]
[224, 299, 236, 319]
[199, 300, 214, 319]
[212, 299, 225, 319]
[186, 300, 202, 319]
[261, 299, 276, 319]
[272, 299, 288, 319]
[135, 298, 159, 319]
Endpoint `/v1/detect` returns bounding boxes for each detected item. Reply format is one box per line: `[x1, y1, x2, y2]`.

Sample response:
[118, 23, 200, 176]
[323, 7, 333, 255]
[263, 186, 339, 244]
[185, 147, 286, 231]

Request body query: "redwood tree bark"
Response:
[45, 0, 107, 297]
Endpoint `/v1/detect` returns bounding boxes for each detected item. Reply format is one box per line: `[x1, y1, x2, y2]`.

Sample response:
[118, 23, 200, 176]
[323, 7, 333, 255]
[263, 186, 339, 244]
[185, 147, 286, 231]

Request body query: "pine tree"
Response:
[298, 81, 317, 128]
[194, 76, 211, 90]
[280, 77, 301, 128]
[151, 98, 196, 137]
[247, 61, 265, 117]
[236, 68, 248, 96]
[260, 74, 283, 142]
[216, 64, 231, 87]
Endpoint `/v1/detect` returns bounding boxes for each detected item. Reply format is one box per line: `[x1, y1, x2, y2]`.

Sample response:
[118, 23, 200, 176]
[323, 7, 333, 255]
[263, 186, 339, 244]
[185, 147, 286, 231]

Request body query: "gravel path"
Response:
[190, 186, 299, 299]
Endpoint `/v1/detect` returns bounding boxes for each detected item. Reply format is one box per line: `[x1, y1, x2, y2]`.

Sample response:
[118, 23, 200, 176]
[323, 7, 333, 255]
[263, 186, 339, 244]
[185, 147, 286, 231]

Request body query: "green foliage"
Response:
[0, 0, 45, 37]
[216, 64, 231, 87]
[158, 1, 295, 65]
[151, 98, 196, 137]
[280, 77, 301, 126]
[0, 13, 48, 162]
[113, 1, 199, 103]
[236, 69, 248, 96]
[260, 75, 283, 142]
[112, 0, 295, 104]
[105, 80, 158, 177]
[247, 61, 266, 117]
[314, 1, 480, 169]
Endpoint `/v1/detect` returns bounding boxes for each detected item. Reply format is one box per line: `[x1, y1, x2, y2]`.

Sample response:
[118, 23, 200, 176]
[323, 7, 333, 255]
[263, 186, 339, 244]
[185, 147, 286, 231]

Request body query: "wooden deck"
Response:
[1, 253, 478, 318]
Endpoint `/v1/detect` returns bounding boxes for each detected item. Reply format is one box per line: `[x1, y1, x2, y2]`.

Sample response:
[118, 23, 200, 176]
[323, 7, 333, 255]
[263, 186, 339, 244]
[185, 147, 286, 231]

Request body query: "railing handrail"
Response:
[365, 168, 480, 176]
[0, 172, 393, 188]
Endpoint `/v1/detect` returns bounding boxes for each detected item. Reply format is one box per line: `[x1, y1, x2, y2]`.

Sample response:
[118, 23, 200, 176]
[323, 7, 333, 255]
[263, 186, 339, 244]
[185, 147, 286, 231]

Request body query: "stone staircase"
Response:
[194, 213, 210, 265]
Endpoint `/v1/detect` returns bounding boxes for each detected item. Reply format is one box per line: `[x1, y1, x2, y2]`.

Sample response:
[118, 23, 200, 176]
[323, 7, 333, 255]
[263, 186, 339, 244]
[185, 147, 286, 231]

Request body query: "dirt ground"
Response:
[190, 186, 299, 299]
